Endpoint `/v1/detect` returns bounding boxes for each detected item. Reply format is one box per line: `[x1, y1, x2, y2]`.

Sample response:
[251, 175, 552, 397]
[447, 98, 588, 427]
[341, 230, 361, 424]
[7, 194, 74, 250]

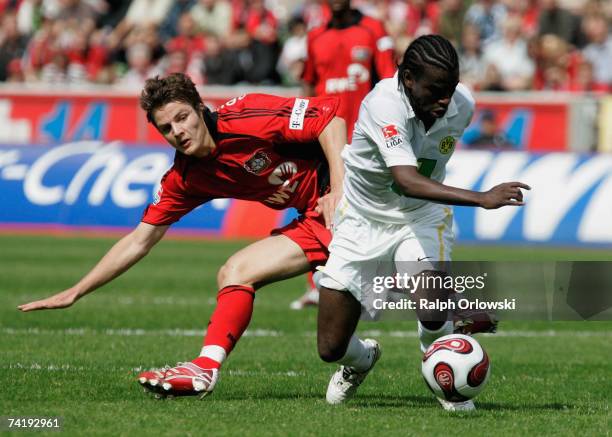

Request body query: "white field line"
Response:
[2, 327, 609, 338]
[4, 362, 303, 377]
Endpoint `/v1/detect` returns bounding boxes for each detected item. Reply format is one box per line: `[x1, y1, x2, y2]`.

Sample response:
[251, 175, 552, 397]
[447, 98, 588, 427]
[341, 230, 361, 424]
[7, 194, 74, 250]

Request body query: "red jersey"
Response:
[302, 10, 396, 140]
[142, 94, 339, 226]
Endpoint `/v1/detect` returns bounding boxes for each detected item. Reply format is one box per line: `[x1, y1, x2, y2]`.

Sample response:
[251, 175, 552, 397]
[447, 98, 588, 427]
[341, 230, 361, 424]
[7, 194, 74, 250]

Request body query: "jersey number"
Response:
[417, 158, 436, 178]
[391, 158, 437, 195]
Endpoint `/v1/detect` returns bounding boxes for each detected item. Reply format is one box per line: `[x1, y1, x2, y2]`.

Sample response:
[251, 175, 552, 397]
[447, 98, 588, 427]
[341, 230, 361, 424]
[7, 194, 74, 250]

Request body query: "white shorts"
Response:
[318, 197, 454, 304]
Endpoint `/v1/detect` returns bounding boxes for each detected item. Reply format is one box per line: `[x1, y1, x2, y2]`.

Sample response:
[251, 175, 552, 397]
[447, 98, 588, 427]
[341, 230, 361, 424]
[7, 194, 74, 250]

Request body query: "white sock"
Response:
[418, 320, 453, 353]
[337, 335, 374, 372]
[200, 345, 227, 364]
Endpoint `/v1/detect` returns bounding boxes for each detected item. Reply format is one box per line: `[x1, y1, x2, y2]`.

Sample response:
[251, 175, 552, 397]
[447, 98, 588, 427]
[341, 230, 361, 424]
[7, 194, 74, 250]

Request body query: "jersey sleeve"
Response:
[359, 94, 417, 168]
[141, 166, 210, 226]
[365, 18, 396, 80]
[217, 93, 340, 143]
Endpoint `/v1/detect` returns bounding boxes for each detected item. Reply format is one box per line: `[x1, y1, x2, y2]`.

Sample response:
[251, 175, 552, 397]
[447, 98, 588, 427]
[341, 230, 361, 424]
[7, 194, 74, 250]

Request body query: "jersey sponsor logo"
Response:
[439, 136, 456, 154]
[268, 161, 297, 185]
[289, 98, 309, 130]
[382, 124, 403, 149]
[351, 46, 371, 62]
[266, 161, 299, 205]
[325, 64, 371, 93]
[243, 150, 272, 175]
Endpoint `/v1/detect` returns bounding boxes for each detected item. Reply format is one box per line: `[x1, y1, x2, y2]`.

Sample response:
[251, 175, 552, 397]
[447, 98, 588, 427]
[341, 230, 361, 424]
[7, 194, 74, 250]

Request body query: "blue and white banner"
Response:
[0, 142, 610, 245]
[446, 151, 612, 245]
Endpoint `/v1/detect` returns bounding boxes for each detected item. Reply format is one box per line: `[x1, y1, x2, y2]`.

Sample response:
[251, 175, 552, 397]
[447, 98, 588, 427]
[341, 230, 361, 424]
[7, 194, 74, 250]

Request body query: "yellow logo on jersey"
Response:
[439, 136, 456, 154]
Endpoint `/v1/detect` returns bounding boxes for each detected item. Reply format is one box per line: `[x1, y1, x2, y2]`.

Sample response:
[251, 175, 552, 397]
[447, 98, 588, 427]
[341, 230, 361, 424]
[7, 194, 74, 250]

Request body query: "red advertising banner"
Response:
[0, 88, 571, 151]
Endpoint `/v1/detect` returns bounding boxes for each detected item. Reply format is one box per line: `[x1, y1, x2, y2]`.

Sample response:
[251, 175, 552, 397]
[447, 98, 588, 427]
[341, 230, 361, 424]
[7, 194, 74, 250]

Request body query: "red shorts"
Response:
[272, 210, 331, 270]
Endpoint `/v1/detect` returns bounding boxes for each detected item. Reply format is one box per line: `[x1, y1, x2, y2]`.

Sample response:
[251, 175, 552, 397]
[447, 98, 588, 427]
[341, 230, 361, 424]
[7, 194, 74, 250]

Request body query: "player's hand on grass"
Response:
[479, 182, 531, 209]
[316, 189, 343, 229]
[18, 289, 78, 312]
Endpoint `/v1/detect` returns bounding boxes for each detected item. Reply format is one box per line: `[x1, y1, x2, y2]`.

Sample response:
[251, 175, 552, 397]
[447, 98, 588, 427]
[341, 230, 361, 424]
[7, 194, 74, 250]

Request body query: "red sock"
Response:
[192, 285, 255, 370]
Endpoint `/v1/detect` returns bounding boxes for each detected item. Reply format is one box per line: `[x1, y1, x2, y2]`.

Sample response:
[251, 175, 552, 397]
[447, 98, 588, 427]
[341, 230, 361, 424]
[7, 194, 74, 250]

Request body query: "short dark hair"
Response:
[140, 73, 203, 125]
[398, 35, 459, 81]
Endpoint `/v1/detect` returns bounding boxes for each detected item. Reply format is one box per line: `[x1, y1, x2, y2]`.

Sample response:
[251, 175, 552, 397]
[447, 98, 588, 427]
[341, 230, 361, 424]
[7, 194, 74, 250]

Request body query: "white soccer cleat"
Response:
[436, 397, 476, 411]
[289, 288, 320, 310]
[325, 339, 381, 405]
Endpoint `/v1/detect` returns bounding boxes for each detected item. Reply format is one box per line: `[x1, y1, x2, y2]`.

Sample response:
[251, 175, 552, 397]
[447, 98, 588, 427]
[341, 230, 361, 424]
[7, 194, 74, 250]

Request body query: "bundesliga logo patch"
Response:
[244, 151, 272, 175]
[382, 124, 403, 149]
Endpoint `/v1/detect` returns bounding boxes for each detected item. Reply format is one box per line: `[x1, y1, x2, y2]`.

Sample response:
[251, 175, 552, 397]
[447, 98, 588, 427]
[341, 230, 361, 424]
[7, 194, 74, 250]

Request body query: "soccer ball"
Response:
[421, 334, 490, 402]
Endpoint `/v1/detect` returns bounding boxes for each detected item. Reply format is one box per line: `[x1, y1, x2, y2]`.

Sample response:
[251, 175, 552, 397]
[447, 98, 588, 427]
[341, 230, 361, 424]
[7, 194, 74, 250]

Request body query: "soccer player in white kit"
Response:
[315, 35, 530, 411]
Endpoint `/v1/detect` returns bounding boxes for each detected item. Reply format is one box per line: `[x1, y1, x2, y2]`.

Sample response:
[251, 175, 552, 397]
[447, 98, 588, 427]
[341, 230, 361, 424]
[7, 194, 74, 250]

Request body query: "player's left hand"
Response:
[316, 190, 343, 229]
[18, 289, 78, 312]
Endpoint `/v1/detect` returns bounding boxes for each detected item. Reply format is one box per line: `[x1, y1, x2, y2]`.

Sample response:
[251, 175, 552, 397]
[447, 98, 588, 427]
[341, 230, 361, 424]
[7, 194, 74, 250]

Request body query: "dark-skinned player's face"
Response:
[402, 66, 459, 120]
[329, 0, 351, 13]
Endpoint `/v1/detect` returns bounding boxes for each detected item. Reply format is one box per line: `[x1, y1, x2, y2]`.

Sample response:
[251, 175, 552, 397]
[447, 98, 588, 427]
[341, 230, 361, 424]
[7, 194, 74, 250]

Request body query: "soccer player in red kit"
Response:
[293, 0, 396, 310]
[302, 0, 396, 141]
[18, 73, 346, 399]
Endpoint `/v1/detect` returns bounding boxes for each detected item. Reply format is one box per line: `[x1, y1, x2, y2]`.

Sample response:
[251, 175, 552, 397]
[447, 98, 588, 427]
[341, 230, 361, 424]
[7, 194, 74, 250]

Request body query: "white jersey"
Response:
[342, 72, 475, 223]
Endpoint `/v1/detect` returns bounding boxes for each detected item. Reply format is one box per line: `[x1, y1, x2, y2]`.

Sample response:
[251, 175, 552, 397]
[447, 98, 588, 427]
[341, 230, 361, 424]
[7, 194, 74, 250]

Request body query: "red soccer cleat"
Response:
[138, 362, 218, 399]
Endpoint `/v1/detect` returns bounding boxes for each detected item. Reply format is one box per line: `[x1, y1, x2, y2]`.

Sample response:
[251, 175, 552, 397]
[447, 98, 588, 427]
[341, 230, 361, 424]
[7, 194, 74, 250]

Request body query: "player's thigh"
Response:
[394, 207, 454, 266]
[217, 234, 310, 289]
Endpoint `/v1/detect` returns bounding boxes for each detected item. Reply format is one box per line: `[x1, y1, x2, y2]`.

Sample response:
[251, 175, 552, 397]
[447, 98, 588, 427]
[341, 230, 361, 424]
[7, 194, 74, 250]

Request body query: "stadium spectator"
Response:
[458, 23, 486, 90]
[462, 109, 515, 149]
[315, 35, 525, 411]
[481, 14, 535, 91]
[189, 0, 233, 39]
[158, 0, 197, 41]
[117, 42, 163, 87]
[532, 33, 583, 91]
[18, 72, 347, 401]
[0, 11, 28, 82]
[276, 16, 307, 86]
[405, 0, 440, 37]
[537, 0, 584, 47]
[581, 14, 612, 90]
[15, 0, 45, 36]
[241, 0, 280, 83]
[438, 0, 468, 46]
[464, 0, 506, 45]
[296, 0, 331, 30]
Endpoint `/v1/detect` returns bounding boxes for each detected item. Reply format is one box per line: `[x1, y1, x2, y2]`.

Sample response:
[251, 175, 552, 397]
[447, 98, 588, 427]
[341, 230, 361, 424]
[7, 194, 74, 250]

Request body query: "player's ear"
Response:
[402, 70, 413, 89]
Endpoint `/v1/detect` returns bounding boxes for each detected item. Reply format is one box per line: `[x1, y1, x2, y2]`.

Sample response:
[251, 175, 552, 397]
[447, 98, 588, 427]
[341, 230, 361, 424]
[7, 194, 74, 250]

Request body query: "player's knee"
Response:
[217, 258, 250, 288]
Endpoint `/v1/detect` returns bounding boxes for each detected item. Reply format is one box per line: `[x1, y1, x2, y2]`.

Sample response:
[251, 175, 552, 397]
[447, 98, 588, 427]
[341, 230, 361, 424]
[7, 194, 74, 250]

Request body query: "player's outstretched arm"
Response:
[390, 165, 530, 209]
[17, 222, 169, 312]
[316, 116, 347, 228]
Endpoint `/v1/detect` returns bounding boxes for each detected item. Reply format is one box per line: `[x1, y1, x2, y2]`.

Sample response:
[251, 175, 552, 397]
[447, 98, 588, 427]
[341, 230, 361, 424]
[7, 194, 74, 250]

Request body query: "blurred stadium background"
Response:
[0, 0, 611, 244]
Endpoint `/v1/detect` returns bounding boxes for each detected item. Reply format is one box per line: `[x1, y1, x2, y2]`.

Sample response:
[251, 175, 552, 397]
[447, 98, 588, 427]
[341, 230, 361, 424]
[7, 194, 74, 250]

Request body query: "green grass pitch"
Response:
[1, 235, 610, 436]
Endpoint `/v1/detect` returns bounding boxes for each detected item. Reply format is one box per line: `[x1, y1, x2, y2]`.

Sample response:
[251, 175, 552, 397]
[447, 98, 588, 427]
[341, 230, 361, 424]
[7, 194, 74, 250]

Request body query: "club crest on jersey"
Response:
[351, 46, 371, 62]
[244, 151, 272, 175]
[382, 124, 403, 149]
[439, 136, 456, 154]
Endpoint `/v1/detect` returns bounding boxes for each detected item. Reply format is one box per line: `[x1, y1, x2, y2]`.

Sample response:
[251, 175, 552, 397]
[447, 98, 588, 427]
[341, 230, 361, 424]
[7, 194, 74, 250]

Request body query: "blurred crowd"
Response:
[0, 0, 611, 91]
